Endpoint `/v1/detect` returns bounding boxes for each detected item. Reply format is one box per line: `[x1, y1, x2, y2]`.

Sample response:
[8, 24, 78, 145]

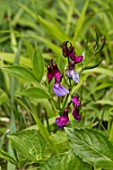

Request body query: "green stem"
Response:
[79, 53, 95, 76]
[61, 94, 70, 113]
[58, 97, 61, 110]
[45, 111, 50, 133]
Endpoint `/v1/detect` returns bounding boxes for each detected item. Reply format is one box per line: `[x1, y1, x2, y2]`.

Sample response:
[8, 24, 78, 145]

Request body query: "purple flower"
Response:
[72, 95, 80, 107]
[47, 64, 53, 83]
[72, 107, 81, 120]
[62, 41, 69, 57]
[52, 83, 69, 96]
[52, 63, 62, 83]
[62, 41, 83, 64]
[74, 56, 83, 63]
[55, 108, 70, 129]
[47, 61, 62, 84]
[67, 69, 80, 83]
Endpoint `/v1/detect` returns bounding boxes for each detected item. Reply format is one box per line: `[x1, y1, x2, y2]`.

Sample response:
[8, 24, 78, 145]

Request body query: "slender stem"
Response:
[79, 53, 95, 75]
[58, 97, 61, 110]
[44, 111, 50, 133]
[61, 94, 70, 113]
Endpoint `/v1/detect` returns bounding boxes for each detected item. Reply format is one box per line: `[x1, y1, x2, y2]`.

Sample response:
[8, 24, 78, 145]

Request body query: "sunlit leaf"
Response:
[32, 44, 44, 81]
[17, 87, 50, 99]
[0, 149, 17, 165]
[2, 65, 37, 82]
[8, 130, 46, 161]
[40, 151, 91, 170]
[65, 128, 113, 169]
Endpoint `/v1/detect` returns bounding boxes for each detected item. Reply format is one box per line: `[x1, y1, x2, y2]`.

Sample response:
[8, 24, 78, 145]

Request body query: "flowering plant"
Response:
[1, 37, 112, 170]
[47, 41, 83, 129]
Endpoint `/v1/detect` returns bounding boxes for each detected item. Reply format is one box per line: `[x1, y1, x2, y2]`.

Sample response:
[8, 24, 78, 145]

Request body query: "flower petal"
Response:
[67, 69, 80, 83]
[72, 95, 80, 106]
[47, 64, 54, 83]
[52, 83, 69, 96]
[72, 108, 81, 120]
[55, 114, 70, 129]
[74, 56, 83, 63]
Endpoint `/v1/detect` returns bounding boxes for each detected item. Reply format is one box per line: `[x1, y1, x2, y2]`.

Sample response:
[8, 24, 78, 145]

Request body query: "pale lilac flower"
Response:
[67, 69, 80, 83]
[52, 83, 69, 96]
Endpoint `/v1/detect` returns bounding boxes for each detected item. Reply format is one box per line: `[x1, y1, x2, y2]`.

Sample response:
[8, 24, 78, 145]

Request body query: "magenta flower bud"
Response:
[62, 41, 69, 57]
[53, 63, 62, 83]
[72, 95, 80, 107]
[47, 64, 54, 84]
[52, 83, 69, 96]
[55, 107, 70, 129]
[47, 61, 62, 84]
[74, 56, 83, 63]
[72, 107, 81, 120]
[62, 41, 83, 64]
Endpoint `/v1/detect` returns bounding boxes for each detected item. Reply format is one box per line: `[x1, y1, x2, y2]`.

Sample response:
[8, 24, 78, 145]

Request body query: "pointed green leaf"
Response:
[72, 0, 89, 42]
[2, 66, 37, 82]
[40, 151, 91, 170]
[22, 38, 34, 59]
[17, 87, 50, 99]
[0, 149, 17, 165]
[32, 45, 44, 81]
[8, 130, 46, 161]
[65, 128, 113, 169]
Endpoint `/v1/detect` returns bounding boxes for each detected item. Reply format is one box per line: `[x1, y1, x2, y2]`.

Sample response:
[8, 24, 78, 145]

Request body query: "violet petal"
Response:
[55, 115, 70, 128]
[74, 56, 83, 63]
[52, 83, 69, 96]
[67, 69, 80, 83]
[72, 95, 80, 107]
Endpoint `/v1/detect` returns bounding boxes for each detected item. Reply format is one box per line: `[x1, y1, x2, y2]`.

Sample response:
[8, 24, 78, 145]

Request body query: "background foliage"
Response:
[0, 0, 113, 169]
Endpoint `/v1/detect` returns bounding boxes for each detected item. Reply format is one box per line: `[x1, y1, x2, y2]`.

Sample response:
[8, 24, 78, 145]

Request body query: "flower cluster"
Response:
[55, 95, 81, 129]
[63, 41, 83, 83]
[47, 41, 83, 129]
[47, 60, 69, 96]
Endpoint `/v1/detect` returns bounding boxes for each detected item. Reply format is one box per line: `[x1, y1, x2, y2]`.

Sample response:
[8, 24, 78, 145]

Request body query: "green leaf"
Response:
[0, 52, 32, 68]
[50, 130, 70, 153]
[0, 88, 9, 105]
[95, 100, 113, 106]
[40, 151, 92, 170]
[2, 66, 37, 82]
[83, 67, 113, 77]
[37, 15, 69, 42]
[16, 99, 58, 155]
[8, 130, 46, 161]
[72, 0, 89, 42]
[65, 128, 113, 169]
[34, 36, 61, 55]
[17, 87, 50, 99]
[0, 149, 17, 165]
[32, 45, 44, 81]
[22, 38, 34, 59]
